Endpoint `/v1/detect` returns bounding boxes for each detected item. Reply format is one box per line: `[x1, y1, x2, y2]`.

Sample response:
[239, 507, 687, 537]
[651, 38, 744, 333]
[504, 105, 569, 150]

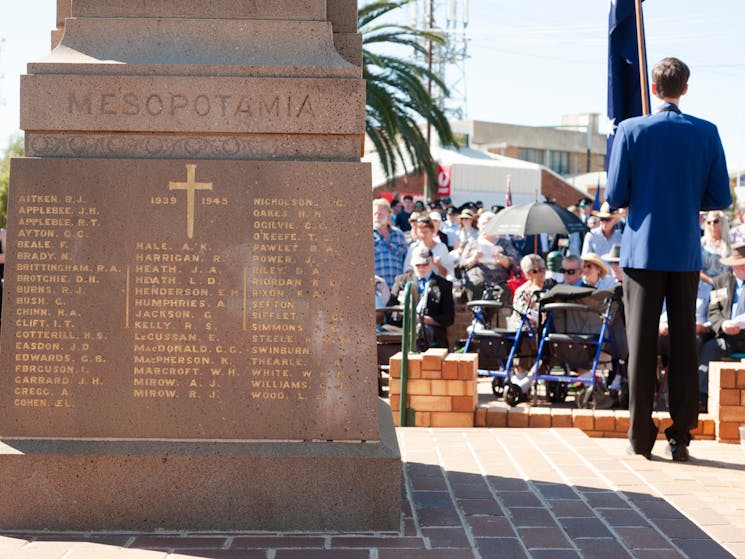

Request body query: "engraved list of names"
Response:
[0, 159, 377, 441]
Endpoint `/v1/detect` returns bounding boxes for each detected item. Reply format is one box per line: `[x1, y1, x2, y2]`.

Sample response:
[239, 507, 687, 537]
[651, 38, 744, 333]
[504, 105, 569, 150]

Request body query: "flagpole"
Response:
[634, 0, 650, 115]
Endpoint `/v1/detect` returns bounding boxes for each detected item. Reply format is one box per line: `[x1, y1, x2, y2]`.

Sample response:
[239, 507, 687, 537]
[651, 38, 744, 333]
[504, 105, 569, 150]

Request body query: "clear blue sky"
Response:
[1, 0, 744, 170]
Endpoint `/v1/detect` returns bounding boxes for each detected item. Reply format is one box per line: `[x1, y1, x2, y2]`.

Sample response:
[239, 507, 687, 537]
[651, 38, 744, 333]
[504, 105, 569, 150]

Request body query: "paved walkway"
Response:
[0, 428, 744, 558]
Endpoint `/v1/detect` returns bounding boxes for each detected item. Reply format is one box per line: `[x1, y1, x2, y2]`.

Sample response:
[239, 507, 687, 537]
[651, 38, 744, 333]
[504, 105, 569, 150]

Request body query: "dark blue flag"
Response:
[593, 177, 602, 211]
[607, 0, 649, 168]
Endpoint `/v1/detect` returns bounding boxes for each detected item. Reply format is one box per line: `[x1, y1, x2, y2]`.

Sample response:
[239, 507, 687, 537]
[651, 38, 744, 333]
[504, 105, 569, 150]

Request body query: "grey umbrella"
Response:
[482, 202, 589, 237]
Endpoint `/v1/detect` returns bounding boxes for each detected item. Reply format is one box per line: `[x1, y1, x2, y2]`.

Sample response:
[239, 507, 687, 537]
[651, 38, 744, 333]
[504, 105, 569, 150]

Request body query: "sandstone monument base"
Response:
[0, 403, 399, 532]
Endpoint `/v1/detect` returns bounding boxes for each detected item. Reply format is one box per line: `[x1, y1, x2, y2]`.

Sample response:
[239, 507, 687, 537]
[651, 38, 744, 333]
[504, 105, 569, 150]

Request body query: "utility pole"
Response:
[412, 0, 469, 201]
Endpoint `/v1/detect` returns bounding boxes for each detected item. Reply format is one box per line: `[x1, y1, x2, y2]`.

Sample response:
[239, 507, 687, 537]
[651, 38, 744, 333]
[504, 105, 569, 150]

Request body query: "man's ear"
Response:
[681, 83, 689, 97]
[651, 83, 659, 98]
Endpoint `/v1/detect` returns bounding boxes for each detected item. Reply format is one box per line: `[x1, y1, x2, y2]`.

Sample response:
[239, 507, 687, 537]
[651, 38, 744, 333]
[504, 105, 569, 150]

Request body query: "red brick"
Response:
[583, 430, 604, 438]
[406, 379, 432, 396]
[475, 408, 487, 427]
[738, 369, 745, 388]
[507, 408, 529, 427]
[486, 408, 507, 427]
[389, 378, 400, 394]
[458, 354, 478, 380]
[718, 389, 741, 406]
[409, 395, 452, 412]
[593, 410, 615, 432]
[422, 348, 449, 371]
[741, 390, 745, 406]
[430, 411, 473, 427]
[430, 380, 449, 395]
[415, 411, 431, 427]
[703, 419, 716, 436]
[615, 414, 630, 434]
[389, 353, 402, 378]
[572, 410, 594, 431]
[718, 405, 745, 422]
[444, 380, 466, 396]
[529, 409, 551, 428]
[719, 367, 738, 388]
[388, 394, 401, 411]
[421, 369, 441, 379]
[451, 396, 476, 413]
[717, 421, 741, 441]
[442, 355, 460, 379]
[405, 354, 423, 379]
[550, 408, 574, 428]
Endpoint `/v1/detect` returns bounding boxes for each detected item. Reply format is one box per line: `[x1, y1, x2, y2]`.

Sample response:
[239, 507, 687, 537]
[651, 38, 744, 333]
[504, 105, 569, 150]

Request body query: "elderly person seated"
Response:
[560, 254, 583, 286]
[459, 211, 517, 303]
[389, 245, 455, 349]
[511, 254, 557, 328]
[580, 253, 611, 289]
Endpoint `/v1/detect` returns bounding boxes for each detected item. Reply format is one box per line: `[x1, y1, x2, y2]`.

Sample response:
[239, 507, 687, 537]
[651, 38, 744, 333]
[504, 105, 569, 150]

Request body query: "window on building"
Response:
[548, 150, 570, 175]
[519, 148, 544, 165]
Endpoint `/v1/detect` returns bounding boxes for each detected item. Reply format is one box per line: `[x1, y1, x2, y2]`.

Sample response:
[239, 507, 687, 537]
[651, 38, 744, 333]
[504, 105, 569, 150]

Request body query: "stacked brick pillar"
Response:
[389, 349, 478, 427]
[709, 362, 745, 443]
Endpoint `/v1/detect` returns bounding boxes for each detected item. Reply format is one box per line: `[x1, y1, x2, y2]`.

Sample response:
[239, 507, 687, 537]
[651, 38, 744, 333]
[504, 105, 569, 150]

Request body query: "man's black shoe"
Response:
[667, 438, 689, 462]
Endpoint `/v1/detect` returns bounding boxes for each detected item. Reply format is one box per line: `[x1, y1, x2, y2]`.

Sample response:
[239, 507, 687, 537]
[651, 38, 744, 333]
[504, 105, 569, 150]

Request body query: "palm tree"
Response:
[361, 0, 457, 193]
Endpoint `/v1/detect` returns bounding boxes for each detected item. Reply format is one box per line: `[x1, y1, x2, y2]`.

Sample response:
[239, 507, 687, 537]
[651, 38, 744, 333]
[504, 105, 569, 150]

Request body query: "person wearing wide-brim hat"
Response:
[602, 243, 623, 285]
[580, 252, 609, 288]
[453, 208, 478, 255]
[582, 202, 623, 262]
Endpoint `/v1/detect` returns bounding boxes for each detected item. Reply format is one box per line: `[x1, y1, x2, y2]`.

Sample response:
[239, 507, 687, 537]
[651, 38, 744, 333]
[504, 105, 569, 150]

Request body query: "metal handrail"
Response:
[399, 281, 418, 427]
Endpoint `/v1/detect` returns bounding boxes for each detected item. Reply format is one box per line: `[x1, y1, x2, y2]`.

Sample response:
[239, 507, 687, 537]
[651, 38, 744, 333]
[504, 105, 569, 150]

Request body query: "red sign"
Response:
[436, 164, 451, 197]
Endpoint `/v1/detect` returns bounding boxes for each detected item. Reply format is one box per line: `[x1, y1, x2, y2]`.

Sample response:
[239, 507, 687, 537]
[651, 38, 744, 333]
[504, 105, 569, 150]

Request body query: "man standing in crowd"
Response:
[606, 57, 731, 461]
[373, 198, 408, 290]
[395, 195, 414, 232]
[582, 202, 622, 265]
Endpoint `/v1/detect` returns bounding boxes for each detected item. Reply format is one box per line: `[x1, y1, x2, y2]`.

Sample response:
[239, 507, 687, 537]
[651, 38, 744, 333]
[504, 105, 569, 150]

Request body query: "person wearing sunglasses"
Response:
[700, 210, 731, 286]
[559, 255, 583, 287]
[511, 254, 556, 328]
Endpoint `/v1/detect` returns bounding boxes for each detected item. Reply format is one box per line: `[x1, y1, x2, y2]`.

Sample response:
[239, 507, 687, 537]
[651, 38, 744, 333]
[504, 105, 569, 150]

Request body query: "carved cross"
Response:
[169, 164, 213, 239]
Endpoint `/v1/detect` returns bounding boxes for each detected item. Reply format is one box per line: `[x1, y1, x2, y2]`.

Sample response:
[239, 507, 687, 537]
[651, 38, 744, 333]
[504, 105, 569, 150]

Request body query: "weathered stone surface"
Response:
[334, 32, 364, 67]
[40, 19, 354, 71]
[0, 402, 401, 531]
[1, 158, 377, 441]
[25, 132, 362, 160]
[21, 75, 364, 134]
[328, 0, 358, 32]
[71, 0, 327, 20]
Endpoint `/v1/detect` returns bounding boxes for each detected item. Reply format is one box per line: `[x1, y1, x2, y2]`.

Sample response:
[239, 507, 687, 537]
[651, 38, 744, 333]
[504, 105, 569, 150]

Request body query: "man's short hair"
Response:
[562, 254, 582, 267]
[651, 57, 690, 99]
[373, 198, 391, 212]
[403, 194, 414, 201]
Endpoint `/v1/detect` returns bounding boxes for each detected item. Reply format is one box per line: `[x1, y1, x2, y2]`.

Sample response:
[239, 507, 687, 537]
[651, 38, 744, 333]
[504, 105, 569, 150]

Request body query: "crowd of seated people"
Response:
[373, 193, 745, 412]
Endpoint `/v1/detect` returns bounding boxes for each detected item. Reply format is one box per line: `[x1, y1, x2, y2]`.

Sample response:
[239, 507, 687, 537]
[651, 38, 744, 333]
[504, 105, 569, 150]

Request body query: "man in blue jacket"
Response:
[606, 57, 731, 462]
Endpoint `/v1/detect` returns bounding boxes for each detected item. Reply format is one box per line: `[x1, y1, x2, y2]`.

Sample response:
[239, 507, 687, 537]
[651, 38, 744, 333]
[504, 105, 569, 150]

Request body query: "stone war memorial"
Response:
[0, 0, 401, 531]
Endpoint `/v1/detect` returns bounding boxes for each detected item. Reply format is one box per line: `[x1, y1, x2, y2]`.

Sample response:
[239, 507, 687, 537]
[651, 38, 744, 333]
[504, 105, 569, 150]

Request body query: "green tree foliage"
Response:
[361, 0, 457, 190]
[0, 134, 24, 228]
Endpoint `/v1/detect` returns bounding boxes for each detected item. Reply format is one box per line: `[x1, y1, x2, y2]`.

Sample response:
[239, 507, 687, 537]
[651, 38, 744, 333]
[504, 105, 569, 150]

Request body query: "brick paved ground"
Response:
[1, 428, 743, 558]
